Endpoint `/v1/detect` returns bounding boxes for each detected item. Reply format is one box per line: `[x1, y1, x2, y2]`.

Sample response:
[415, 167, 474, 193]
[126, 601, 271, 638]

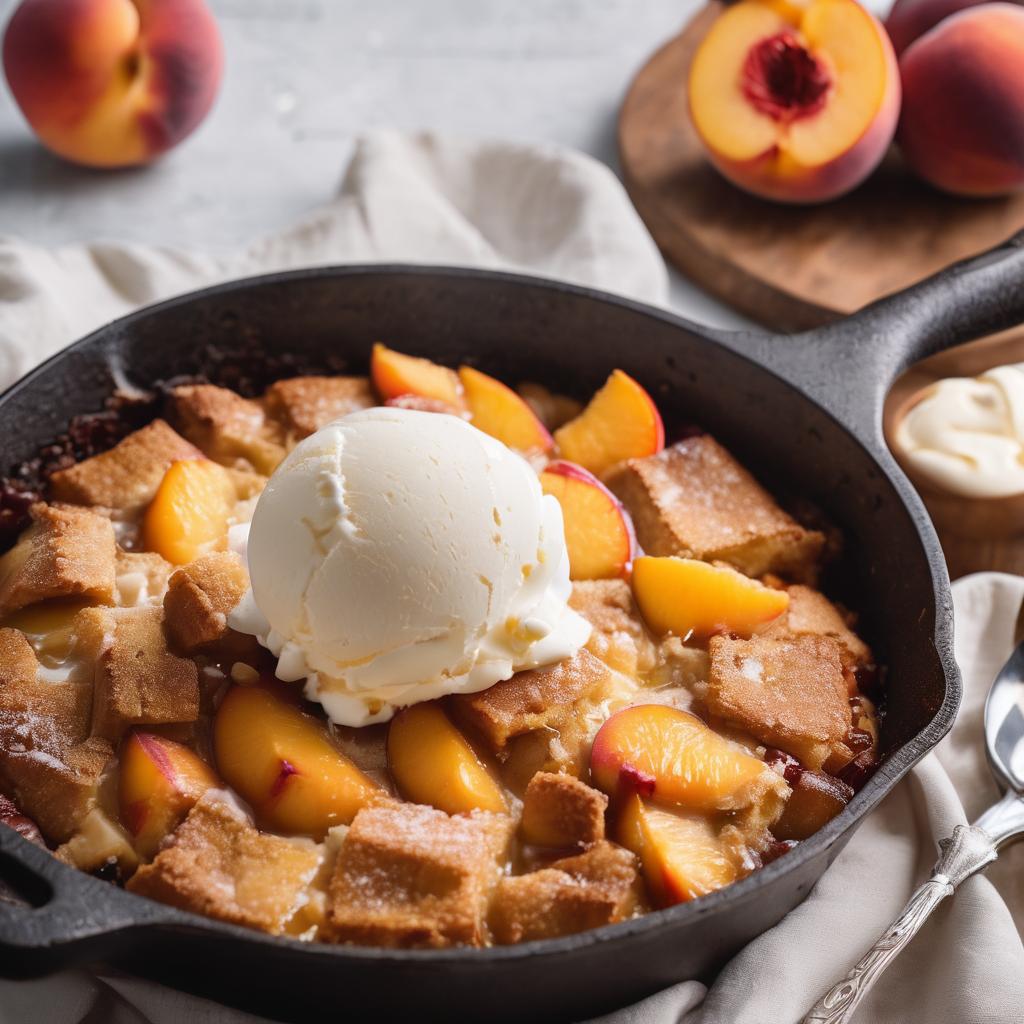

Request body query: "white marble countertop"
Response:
[0, 0, 752, 328]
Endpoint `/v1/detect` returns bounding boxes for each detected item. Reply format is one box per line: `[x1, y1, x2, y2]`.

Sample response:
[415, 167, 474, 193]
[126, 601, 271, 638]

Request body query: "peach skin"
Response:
[3, 0, 224, 168]
[884, 0, 1006, 54]
[540, 461, 636, 580]
[631, 556, 789, 638]
[688, 0, 900, 203]
[213, 682, 380, 839]
[118, 729, 218, 859]
[553, 370, 664, 478]
[896, 4, 1024, 196]
[387, 702, 507, 816]
[459, 366, 553, 454]
[590, 704, 780, 814]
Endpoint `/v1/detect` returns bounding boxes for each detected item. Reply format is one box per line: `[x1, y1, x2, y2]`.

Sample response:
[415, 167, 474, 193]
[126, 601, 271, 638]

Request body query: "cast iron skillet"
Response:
[1, 232, 1023, 1022]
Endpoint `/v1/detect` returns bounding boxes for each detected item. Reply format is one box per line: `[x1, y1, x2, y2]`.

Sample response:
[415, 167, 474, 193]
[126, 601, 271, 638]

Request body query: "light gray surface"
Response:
[0, 0, 751, 328]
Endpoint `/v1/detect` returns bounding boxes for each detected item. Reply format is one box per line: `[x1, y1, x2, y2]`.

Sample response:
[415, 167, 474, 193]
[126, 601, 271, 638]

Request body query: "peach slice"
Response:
[459, 366, 554, 454]
[688, 0, 900, 203]
[371, 343, 466, 409]
[142, 459, 235, 565]
[213, 683, 379, 838]
[540, 461, 636, 580]
[617, 795, 737, 905]
[590, 704, 770, 812]
[387, 702, 506, 815]
[553, 370, 664, 478]
[631, 556, 789, 638]
[118, 730, 218, 859]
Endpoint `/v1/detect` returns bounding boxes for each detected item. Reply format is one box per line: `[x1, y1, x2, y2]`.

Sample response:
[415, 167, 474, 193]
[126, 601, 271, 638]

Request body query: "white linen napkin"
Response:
[0, 130, 667, 391]
[1, 131, 1022, 1024]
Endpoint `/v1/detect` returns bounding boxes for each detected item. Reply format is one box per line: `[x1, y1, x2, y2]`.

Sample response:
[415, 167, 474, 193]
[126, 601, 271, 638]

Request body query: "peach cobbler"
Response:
[0, 344, 882, 947]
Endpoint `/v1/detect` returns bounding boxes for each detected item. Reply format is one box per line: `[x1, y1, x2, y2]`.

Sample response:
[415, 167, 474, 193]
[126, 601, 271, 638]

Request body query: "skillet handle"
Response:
[732, 229, 1024, 442]
[0, 825, 156, 976]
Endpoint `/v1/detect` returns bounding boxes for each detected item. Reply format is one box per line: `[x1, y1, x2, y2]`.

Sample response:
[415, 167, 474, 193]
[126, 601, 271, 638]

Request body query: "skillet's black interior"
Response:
[1, 234, 1023, 1022]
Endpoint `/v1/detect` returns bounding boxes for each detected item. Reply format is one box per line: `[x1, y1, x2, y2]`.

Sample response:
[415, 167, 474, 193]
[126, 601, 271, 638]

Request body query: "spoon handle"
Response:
[800, 824, 998, 1024]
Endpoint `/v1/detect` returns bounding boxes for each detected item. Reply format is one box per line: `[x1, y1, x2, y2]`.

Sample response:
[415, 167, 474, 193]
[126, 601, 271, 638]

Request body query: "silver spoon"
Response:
[801, 640, 1024, 1024]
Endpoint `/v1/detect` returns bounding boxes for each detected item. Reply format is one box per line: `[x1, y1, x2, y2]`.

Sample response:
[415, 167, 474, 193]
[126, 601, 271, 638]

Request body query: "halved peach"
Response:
[590, 704, 771, 812]
[142, 459, 235, 565]
[553, 370, 664, 478]
[618, 794, 738, 905]
[631, 557, 789, 638]
[118, 731, 219, 859]
[387, 702, 506, 815]
[688, 0, 900, 203]
[459, 366, 553, 454]
[371, 343, 466, 409]
[540, 461, 636, 580]
[213, 683, 379, 838]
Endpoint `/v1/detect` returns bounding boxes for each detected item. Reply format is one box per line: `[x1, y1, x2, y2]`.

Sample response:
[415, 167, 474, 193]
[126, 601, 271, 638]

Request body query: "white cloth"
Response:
[0, 130, 667, 391]
[1, 132, 1022, 1024]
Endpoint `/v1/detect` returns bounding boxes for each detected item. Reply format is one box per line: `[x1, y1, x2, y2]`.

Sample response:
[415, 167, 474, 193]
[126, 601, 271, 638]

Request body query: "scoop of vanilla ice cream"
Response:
[229, 406, 590, 726]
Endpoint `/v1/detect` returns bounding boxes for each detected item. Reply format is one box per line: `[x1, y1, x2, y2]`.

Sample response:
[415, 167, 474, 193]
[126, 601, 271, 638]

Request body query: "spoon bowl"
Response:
[985, 642, 1024, 795]
[805, 640, 1024, 1022]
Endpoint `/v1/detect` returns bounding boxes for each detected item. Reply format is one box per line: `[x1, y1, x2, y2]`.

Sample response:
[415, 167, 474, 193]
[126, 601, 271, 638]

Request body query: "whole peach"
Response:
[897, 3, 1024, 196]
[884, 0, 1020, 54]
[2, 0, 223, 168]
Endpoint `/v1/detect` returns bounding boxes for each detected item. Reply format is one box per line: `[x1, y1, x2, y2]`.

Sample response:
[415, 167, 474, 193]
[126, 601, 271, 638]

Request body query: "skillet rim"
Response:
[0, 262, 961, 965]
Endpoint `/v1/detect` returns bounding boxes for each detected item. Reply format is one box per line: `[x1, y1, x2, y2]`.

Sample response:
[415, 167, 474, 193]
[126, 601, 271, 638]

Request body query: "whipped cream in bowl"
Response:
[894, 362, 1024, 499]
[229, 406, 590, 727]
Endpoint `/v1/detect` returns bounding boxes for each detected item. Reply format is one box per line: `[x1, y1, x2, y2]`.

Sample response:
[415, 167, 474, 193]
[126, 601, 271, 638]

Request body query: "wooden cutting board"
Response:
[618, 1, 1024, 332]
[618, 3, 1024, 577]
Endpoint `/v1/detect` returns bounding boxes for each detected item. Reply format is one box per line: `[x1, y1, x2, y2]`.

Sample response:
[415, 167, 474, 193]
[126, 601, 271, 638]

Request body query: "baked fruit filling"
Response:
[0, 346, 882, 948]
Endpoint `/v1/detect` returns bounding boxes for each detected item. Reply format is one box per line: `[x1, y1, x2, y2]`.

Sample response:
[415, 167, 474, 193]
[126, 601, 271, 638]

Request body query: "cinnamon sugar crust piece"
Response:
[763, 584, 872, 665]
[128, 791, 322, 934]
[264, 376, 376, 441]
[169, 384, 286, 476]
[569, 579, 658, 679]
[0, 628, 112, 842]
[707, 634, 853, 771]
[606, 437, 825, 583]
[163, 552, 249, 653]
[78, 605, 200, 741]
[520, 771, 607, 848]
[490, 840, 639, 944]
[49, 420, 204, 511]
[114, 550, 174, 607]
[452, 649, 638, 796]
[323, 800, 512, 948]
[224, 467, 267, 501]
[55, 806, 138, 874]
[0, 503, 116, 617]
[452, 648, 624, 752]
